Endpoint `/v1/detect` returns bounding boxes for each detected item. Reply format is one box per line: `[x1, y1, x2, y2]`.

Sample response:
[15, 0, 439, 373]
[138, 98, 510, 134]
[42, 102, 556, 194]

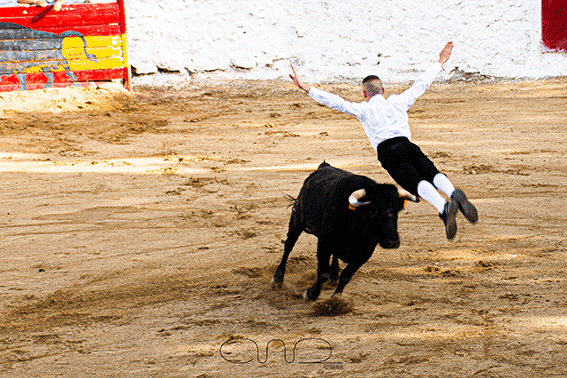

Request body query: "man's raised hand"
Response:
[289, 62, 311, 93]
[438, 42, 453, 66]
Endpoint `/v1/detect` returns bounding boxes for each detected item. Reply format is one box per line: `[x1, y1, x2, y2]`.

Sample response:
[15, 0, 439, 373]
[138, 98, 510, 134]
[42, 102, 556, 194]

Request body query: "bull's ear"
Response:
[348, 189, 371, 210]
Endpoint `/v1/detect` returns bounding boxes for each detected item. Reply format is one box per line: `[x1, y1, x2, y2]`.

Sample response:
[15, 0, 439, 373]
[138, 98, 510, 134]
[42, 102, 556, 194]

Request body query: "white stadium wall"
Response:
[125, 0, 567, 83]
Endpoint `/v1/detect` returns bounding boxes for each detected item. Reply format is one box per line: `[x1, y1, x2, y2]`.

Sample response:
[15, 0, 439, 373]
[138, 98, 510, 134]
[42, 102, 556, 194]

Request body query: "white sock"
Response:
[417, 180, 446, 214]
[433, 173, 455, 198]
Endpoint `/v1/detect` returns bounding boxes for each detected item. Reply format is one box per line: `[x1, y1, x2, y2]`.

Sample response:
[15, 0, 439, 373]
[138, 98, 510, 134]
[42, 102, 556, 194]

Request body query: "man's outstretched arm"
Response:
[289, 62, 311, 93]
[396, 41, 454, 110]
[290, 62, 365, 118]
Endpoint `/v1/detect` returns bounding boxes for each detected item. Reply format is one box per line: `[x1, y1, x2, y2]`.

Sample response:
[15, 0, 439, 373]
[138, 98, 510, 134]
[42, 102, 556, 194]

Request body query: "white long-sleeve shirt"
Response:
[308, 62, 443, 150]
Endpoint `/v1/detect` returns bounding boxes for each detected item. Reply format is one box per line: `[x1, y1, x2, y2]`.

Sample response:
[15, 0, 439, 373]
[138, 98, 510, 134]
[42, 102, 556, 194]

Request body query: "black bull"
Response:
[0, 22, 97, 90]
[271, 162, 418, 301]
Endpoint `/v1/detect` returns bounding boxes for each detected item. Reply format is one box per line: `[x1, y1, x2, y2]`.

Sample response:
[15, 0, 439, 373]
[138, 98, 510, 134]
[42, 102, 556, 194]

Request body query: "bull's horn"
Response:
[398, 188, 419, 202]
[348, 189, 371, 209]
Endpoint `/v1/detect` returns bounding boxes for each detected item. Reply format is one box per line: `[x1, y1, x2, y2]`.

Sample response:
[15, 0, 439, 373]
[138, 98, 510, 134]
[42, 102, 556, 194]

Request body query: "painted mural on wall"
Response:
[0, 1, 130, 92]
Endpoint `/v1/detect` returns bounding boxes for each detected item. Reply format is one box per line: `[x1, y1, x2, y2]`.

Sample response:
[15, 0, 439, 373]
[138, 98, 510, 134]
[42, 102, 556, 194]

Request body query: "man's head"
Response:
[362, 75, 384, 101]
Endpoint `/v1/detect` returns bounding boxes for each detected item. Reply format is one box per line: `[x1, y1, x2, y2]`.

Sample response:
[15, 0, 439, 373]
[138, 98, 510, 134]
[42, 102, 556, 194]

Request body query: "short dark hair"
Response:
[362, 75, 381, 83]
[362, 75, 383, 98]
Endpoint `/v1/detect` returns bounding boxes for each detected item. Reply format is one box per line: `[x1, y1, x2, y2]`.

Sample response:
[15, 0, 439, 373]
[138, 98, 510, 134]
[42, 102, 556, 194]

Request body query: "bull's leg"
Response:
[304, 240, 332, 301]
[271, 223, 303, 289]
[332, 253, 371, 297]
[329, 254, 339, 286]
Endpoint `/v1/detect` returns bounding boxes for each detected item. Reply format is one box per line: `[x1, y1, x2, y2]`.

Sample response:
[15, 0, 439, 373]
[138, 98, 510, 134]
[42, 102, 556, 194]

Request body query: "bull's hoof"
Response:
[270, 278, 283, 289]
[330, 292, 342, 300]
[303, 287, 319, 302]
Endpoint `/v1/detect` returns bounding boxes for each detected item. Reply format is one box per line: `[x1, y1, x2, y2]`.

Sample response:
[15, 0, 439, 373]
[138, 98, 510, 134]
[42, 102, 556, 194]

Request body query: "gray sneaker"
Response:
[451, 189, 478, 223]
[439, 201, 458, 240]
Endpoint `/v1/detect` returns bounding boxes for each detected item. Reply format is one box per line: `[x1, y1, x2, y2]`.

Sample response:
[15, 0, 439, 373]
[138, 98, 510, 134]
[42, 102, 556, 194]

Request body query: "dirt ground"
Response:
[0, 76, 566, 378]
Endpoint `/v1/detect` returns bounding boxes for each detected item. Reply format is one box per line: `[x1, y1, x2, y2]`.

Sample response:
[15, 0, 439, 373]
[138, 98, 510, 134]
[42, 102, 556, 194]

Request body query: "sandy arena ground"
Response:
[0, 76, 566, 377]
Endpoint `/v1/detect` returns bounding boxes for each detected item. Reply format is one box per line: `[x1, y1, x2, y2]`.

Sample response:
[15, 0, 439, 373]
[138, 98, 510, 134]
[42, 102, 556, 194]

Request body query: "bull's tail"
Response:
[284, 194, 296, 208]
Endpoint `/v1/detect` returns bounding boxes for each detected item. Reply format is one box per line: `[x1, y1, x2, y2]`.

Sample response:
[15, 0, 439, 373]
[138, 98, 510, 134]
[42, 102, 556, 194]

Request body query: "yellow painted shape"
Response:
[121, 33, 129, 69]
[24, 64, 66, 74]
[24, 66, 47, 74]
[62, 35, 125, 71]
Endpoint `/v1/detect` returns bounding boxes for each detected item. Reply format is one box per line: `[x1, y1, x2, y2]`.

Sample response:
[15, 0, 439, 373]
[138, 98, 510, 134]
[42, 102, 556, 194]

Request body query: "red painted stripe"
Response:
[0, 3, 119, 31]
[118, 0, 130, 90]
[0, 68, 125, 92]
[74, 68, 124, 81]
[0, 73, 20, 92]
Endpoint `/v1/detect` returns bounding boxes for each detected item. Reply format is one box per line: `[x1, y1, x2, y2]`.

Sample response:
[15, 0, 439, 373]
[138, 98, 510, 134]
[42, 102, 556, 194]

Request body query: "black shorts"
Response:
[377, 137, 441, 195]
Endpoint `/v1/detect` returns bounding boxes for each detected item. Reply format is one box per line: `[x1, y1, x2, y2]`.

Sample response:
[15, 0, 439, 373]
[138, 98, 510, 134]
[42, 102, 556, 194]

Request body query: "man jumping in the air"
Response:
[289, 42, 478, 240]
